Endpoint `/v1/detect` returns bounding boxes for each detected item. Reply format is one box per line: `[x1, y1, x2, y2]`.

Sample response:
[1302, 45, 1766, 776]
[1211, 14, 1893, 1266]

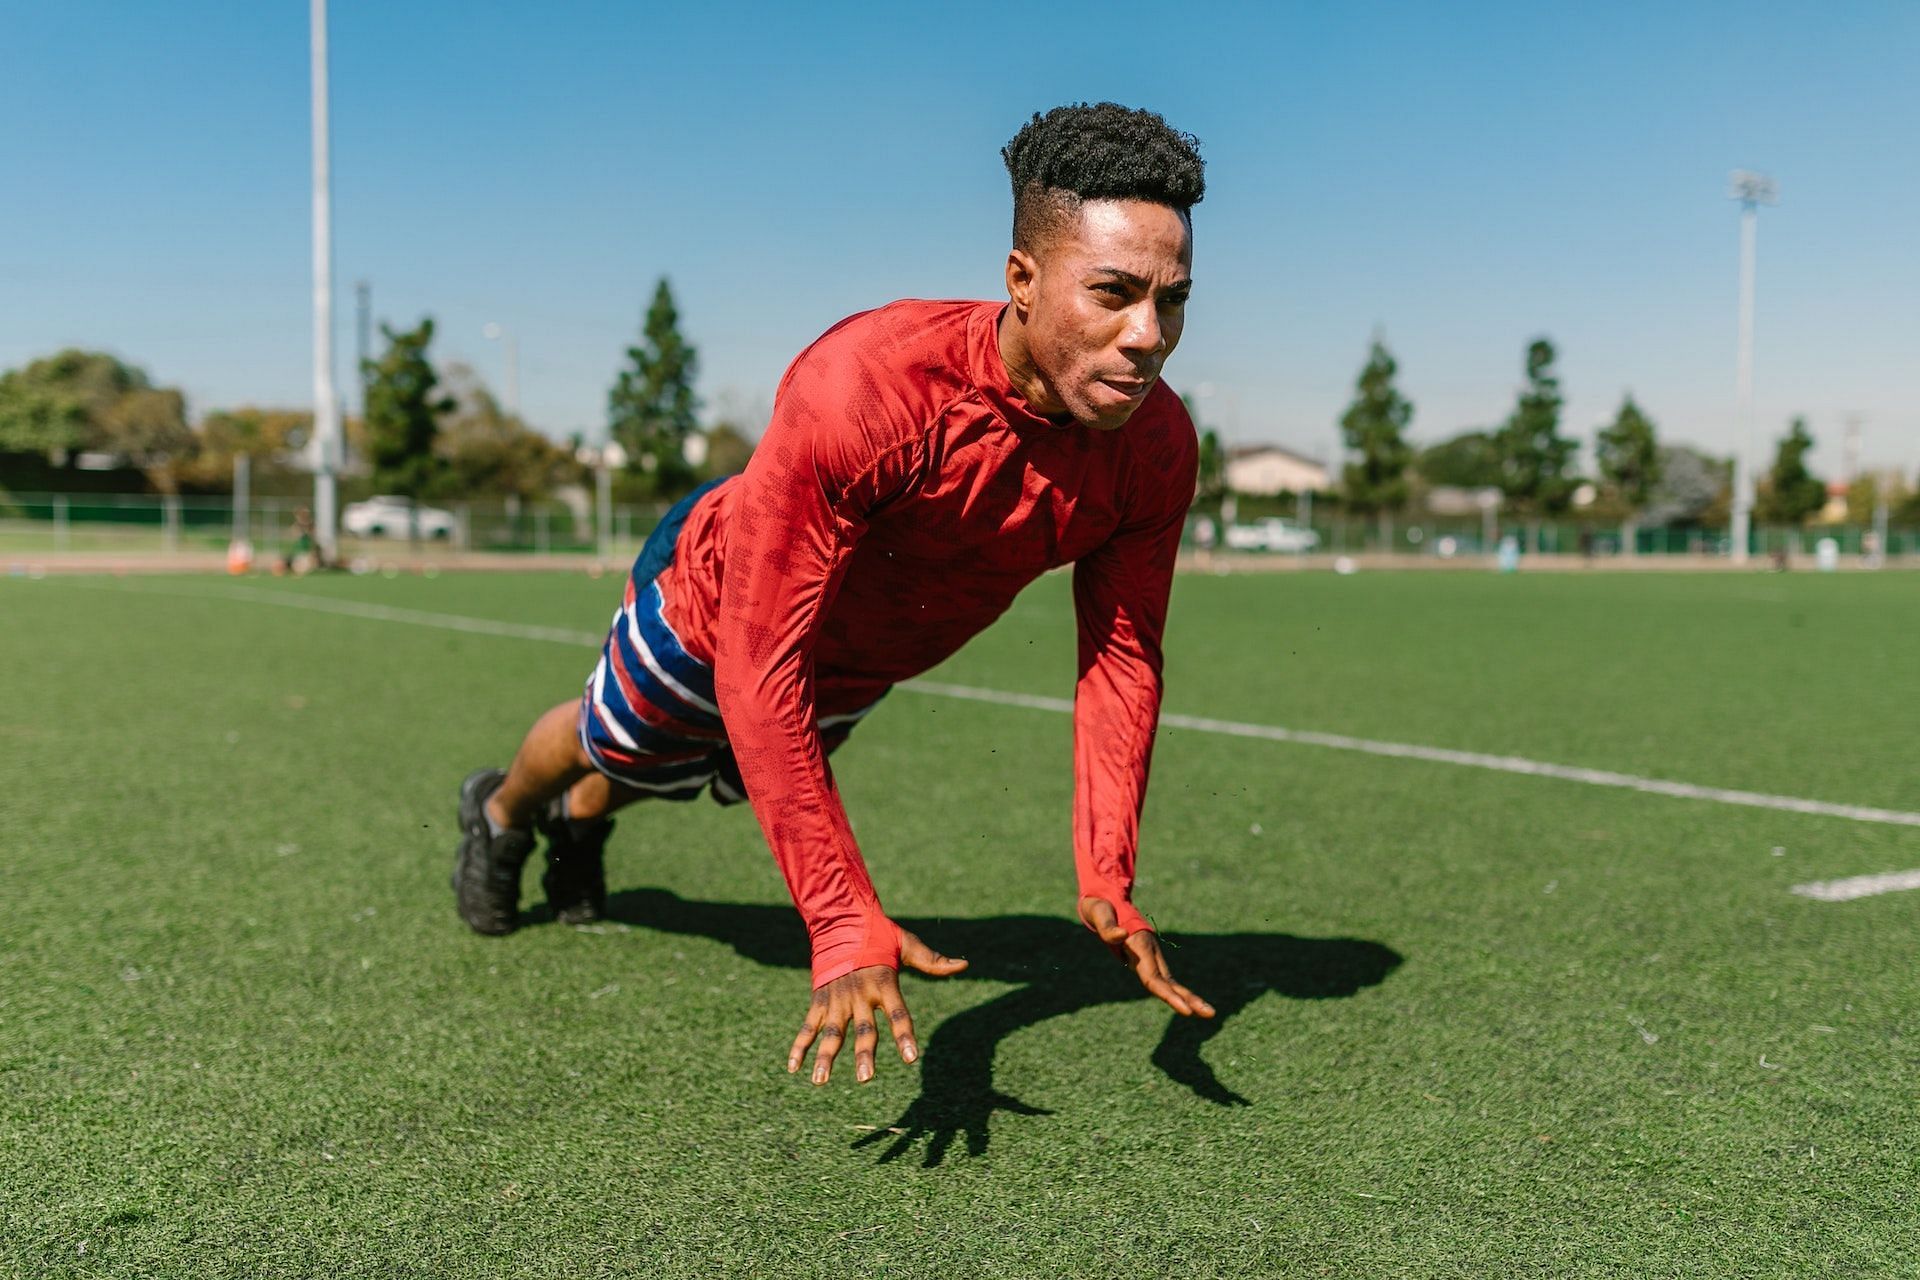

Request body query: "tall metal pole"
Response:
[1841, 414, 1862, 488]
[597, 458, 613, 563]
[233, 452, 251, 545]
[505, 331, 519, 418]
[1730, 203, 1757, 563]
[355, 279, 371, 417]
[1728, 171, 1775, 566]
[311, 0, 341, 565]
[485, 323, 520, 418]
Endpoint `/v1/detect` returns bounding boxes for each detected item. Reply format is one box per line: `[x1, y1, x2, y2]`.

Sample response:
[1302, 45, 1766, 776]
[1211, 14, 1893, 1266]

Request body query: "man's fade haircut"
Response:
[1002, 103, 1205, 252]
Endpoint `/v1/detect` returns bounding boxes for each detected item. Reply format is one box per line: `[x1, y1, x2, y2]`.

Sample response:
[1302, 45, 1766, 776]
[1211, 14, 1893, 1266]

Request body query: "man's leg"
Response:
[556, 771, 649, 820]
[454, 699, 592, 936]
[487, 700, 593, 832]
[538, 771, 649, 925]
[457, 480, 733, 935]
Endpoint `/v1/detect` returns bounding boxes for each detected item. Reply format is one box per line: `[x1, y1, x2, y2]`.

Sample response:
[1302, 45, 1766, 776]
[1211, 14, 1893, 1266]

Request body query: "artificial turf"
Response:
[3, 568, 1916, 1277]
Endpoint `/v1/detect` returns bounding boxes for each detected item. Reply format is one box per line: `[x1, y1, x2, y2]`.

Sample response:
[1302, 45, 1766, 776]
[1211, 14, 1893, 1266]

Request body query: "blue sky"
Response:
[3, 0, 1915, 472]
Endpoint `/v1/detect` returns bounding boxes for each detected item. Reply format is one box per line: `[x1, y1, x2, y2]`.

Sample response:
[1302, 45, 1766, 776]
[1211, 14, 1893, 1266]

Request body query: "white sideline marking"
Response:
[176, 582, 606, 646]
[906, 680, 1920, 832]
[1789, 870, 1920, 902]
[85, 581, 1920, 845]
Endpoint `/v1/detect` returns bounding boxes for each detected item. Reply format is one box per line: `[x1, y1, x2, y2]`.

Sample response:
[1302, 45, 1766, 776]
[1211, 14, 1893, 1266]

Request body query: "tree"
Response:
[434, 362, 578, 501]
[1848, 469, 1909, 526]
[696, 422, 756, 481]
[1195, 428, 1226, 503]
[1178, 393, 1226, 506]
[1899, 476, 1920, 526]
[1595, 395, 1662, 553]
[176, 407, 313, 491]
[608, 278, 699, 496]
[1493, 338, 1577, 519]
[0, 357, 91, 458]
[1417, 430, 1504, 489]
[1642, 445, 1731, 529]
[1755, 416, 1825, 526]
[361, 318, 453, 535]
[1337, 338, 1414, 535]
[0, 349, 194, 490]
[96, 386, 192, 493]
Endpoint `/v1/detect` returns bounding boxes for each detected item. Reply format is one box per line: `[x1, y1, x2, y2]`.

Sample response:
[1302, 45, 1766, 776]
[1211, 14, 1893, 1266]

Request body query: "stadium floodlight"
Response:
[309, 0, 342, 564]
[574, 439, 628, 564]
[1727, 170, 1777, 566]
[483, 323, 520, 418]
[1729, 171, 1778, 206]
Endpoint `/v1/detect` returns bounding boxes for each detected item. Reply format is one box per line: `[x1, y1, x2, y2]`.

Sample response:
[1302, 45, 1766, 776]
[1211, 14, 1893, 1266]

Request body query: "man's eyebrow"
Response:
[1088, 267, 1193, 291]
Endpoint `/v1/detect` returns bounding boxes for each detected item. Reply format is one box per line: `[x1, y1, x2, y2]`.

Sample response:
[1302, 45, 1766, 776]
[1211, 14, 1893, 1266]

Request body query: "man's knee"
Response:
[565, 773, 645, 822]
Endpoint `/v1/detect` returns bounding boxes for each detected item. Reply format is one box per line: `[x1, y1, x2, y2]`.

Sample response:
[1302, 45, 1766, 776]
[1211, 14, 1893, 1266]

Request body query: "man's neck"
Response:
[996, 307, 1069, 420]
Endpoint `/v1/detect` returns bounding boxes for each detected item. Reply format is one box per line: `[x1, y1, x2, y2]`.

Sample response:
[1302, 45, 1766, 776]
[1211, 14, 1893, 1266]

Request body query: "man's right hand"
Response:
[788, 928, 968, 1085]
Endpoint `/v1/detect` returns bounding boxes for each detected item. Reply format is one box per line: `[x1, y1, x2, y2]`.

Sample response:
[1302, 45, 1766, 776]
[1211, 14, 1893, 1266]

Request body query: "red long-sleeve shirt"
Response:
[653, 299, 1197, 985]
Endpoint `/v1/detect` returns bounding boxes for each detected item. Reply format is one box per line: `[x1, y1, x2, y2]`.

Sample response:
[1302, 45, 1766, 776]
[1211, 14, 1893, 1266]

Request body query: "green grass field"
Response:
[5, 568, 1917, 1277]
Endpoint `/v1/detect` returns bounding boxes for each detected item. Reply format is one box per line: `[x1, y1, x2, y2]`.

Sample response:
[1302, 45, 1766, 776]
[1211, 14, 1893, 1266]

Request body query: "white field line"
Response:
[905, 680, 1920, 833]
[78, 581, 1920, 862]
[152, 582, 607, 647]
[1788, 870, 1920, 902]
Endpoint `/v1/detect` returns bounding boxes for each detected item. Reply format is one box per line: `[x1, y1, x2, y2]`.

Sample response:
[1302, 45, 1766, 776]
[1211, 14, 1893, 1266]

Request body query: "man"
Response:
[454, 102, 1217, 1086]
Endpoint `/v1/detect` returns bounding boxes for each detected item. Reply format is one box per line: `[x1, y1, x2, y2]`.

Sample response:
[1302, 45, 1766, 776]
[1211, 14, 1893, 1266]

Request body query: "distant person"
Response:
[452, 103, 1215, 1087]
[280, 507, 318, 576]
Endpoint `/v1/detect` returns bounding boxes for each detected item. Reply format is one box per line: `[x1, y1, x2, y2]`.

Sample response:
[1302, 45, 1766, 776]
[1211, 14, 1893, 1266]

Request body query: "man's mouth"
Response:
[1099, 375, 1154, 400]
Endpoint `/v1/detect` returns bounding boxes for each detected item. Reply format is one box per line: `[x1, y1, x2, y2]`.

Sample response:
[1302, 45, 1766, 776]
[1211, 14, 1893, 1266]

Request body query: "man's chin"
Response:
[1074, 378, 1156, 430]
[1081, 402, 1144, 432]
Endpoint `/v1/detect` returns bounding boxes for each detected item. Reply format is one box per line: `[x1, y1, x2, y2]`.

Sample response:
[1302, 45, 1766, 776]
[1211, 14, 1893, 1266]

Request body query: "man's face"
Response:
[1009, 198, 1193, 430]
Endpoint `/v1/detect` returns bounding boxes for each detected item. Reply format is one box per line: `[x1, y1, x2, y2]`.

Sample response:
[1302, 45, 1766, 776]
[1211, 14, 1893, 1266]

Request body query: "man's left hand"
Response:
[1078, 896, 1216, 1018]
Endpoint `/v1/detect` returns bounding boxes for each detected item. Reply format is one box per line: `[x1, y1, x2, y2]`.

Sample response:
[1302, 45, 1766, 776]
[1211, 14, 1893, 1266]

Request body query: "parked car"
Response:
[1222, 518, 1320, 553]
[342, 496, 456, 540]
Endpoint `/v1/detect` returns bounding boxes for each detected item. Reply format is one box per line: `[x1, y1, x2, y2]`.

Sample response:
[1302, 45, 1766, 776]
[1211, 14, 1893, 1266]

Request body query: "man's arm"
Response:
[1070, 417, 1214, 1018]
[711, 333, 913, 989]
[710, 326, 969, 1084]
[1070, 497, 1183, 933]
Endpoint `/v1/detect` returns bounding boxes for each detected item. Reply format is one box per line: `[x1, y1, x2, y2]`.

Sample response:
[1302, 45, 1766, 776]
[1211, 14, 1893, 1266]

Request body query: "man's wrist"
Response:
[808, 915, 900, 987]
[1080, 885, 1151, 935]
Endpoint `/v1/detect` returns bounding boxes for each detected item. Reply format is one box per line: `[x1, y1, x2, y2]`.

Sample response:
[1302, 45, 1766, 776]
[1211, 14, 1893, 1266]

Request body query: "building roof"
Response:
[1224, 443, 1325, 467]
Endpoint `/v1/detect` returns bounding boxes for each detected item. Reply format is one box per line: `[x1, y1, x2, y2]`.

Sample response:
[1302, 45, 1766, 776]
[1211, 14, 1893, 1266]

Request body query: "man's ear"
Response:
[1004, 248, 1039, 318]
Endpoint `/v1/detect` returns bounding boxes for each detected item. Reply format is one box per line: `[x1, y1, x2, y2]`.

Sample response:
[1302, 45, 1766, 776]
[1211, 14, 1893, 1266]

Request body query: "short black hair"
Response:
[1002, 103, 1205, 251]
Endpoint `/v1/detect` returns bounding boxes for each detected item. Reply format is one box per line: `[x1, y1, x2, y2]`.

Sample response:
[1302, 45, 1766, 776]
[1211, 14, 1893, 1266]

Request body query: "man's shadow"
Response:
[602, 888, 1402, 1167]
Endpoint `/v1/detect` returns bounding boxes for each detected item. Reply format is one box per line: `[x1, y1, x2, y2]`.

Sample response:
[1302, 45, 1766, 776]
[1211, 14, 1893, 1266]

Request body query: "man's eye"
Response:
[1093, 282, 1130, 297]
[1162, 293, 1190, 308]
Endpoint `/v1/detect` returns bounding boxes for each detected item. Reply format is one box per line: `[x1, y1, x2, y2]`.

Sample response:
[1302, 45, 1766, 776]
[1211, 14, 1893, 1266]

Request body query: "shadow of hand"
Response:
[602, 890, 1401, 1165]
[853, 1084, 1053, 1167]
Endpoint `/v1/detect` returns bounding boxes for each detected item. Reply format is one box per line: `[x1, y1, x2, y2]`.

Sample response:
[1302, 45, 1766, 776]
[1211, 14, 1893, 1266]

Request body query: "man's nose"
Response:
[1118, 300, 1165, 356]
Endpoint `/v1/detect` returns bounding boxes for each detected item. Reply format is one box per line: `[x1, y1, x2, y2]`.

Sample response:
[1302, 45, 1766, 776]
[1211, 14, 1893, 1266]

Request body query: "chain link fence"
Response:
[4, 490, 1916, 565]
[0, 491, 672, 562]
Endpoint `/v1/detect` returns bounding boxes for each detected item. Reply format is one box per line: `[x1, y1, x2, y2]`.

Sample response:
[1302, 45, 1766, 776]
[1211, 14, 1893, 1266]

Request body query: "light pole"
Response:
[355, 279, 371, 415]
[578, 440, 628, 564]
[309, 0, 342, 565]
[1728, 169, 1776, 566]
[483, 323, 519, 418]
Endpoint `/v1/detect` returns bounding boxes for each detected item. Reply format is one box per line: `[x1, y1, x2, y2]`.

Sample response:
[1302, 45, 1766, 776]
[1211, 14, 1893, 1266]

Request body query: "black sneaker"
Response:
[538, 800, 613, 926]
[452, 768, 534, 936]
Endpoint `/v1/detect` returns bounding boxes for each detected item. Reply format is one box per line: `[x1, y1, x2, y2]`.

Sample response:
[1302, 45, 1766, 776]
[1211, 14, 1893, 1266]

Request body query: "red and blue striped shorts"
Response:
[577, 486, 882, 804]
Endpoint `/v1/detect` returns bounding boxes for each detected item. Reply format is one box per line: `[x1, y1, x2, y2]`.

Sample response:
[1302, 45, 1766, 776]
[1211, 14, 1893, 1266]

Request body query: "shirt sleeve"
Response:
[1069, 413, 1198, 935]
[710, 333, 923, 988]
